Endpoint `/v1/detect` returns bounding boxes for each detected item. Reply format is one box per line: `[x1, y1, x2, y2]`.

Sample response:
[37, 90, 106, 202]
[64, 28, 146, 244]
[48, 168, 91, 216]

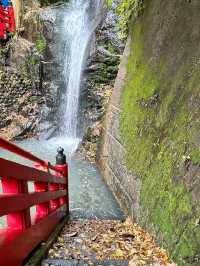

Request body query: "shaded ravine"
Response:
[0, 0, 124, 226]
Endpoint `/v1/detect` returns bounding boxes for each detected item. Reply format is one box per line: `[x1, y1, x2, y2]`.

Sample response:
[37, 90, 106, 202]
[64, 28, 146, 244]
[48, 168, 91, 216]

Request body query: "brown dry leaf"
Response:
[91, 234, 98, 241]
[129, 258, 141, 266]
[113, 248, 124, 258]
[120, 232, 135, 239]
[63, 248, 69, 254]
[65, 232, 78, 238]
[47, 219, 176, 265]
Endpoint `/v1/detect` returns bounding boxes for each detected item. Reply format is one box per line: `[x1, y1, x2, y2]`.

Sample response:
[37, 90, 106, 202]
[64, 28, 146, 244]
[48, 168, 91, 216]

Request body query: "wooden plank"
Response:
[0, 158, 66, 184]
[0, 190, 66, 216]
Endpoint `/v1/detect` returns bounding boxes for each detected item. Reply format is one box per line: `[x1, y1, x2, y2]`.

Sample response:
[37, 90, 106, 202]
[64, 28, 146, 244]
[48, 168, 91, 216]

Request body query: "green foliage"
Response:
[106, 0, 113, 8]
[117, 0, 144, 22]
[35, 35, 46, 52]
[120, 21, 200, 265]
[29, 55, 39, 65]
[28, 12, 46, 53]
[107, 0, 144, 39]
[0, 42, 11, 61]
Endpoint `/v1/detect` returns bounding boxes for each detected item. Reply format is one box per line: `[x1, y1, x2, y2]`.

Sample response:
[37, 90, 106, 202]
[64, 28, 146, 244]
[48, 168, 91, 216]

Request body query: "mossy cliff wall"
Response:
[100, 0, 200, 265]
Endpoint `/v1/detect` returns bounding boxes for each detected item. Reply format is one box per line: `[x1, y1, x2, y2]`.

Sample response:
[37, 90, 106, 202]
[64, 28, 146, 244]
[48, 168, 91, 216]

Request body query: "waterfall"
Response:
[59, 0, 104, 140]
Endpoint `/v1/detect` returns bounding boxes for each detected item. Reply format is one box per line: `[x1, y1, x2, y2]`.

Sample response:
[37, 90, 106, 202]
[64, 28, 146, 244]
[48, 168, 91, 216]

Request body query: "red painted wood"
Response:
[0, 190, 66, 216]
[35, 181, 50, 220]
[0, 158, 66, 184]
[0, 137, 69, 265]
[34, 163, 51, 221]
[6, 6, 15, 33]
[2, 177, 31, 230]
[0, 206, 66, 266]
[55, 164, 69, 214]
[0, 23, 6, 38]
[0, 6, 7, 39]
[49, 183, 60, 212]
[0, 137, 61, 173]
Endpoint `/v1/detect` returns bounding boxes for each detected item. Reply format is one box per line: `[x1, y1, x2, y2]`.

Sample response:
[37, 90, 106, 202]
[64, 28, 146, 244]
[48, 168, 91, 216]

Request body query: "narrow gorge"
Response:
[0, 0, 200, 265]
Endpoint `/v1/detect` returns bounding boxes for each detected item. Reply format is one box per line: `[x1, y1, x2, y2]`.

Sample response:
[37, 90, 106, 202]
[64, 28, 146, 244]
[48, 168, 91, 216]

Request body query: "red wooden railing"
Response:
[0, 137, 69, 266]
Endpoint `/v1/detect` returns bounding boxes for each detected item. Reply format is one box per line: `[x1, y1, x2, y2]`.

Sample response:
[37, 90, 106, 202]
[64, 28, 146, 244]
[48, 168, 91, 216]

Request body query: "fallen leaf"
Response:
[120, 232, 135, 239]
[113, 248, 124, 258]
[91, 234, 98, 241]
[65, 232, 78, 237]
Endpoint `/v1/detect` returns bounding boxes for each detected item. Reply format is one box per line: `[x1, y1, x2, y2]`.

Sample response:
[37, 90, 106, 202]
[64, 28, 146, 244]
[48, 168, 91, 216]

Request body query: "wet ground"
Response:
[42, 259, 129, 266]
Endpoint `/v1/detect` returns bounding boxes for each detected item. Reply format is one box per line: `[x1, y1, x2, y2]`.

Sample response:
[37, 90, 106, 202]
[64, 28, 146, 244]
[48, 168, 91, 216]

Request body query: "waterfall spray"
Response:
[60, 0, 104, 140]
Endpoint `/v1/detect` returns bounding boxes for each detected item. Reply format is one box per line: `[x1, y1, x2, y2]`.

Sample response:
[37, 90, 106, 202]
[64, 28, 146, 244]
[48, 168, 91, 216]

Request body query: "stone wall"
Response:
[99, 36, 141, 219]
[100, 0, 200, 265]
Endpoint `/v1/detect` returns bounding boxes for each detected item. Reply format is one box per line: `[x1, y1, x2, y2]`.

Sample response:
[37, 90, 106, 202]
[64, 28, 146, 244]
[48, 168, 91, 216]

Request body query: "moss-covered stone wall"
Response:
[101, 0, 200, 265]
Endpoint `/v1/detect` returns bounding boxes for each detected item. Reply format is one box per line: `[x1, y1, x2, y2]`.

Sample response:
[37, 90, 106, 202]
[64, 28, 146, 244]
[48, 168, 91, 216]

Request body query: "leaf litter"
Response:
[47, 218, 177, 266]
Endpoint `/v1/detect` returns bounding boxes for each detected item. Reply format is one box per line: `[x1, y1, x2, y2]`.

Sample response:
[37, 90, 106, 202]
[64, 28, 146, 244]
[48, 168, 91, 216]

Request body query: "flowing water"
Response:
[60, 0, 103, 138]
[0, 0, 124, 227]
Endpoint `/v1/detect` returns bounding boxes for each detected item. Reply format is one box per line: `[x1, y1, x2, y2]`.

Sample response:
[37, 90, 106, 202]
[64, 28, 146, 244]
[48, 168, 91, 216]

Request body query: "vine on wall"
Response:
[106, 0, 144, 38]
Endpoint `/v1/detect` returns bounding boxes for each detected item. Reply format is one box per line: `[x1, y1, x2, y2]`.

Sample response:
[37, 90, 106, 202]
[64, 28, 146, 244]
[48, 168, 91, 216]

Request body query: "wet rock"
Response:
[0, 3, 60, 140]
[39, 126, 57, 140]
[79, 1, 125, 162]
[82, 2, 123, 111]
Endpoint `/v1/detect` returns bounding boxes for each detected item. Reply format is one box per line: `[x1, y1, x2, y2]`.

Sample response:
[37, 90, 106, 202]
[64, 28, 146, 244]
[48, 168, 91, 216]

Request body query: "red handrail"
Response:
[0, 137, 69, 266]
[0, 137, 61, 173]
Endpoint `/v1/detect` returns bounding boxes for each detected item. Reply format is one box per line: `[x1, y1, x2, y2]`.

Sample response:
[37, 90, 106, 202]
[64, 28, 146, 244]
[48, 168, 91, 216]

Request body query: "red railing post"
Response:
[1, 177, 31, 230]
[34, 162, 50, 222]
[55, 148, 69, 215]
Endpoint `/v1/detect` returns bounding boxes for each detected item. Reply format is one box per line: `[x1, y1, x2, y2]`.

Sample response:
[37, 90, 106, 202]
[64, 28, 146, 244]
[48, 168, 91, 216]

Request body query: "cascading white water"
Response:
[61, 0, 103, 139]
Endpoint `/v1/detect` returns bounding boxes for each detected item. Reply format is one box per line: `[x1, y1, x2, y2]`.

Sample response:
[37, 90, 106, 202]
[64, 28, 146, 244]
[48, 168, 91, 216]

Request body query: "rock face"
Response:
[0, 65, 43, 140]
[0, 0, 60, 139]
[100, 0, 200, 265]
[0, 33, 44, 139]
[79, 0, 124, 160]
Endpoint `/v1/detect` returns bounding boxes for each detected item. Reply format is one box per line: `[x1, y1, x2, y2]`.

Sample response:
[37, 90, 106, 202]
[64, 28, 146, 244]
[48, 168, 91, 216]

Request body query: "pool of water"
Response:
[0, 137, 124, 227]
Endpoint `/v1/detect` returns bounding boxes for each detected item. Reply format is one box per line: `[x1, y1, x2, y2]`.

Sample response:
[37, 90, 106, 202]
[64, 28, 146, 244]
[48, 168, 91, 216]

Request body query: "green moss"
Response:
[120, 21, 200, 265]
[35, 34, 46, 52]
[29, 55, 39, 65]
[106, 0, 113, 8]
[106, 0, 144, 39]
[27, 12, 46, 53]
[29, 96, 38, 103]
